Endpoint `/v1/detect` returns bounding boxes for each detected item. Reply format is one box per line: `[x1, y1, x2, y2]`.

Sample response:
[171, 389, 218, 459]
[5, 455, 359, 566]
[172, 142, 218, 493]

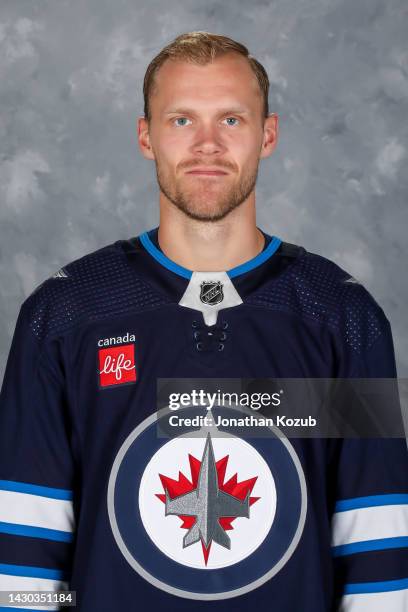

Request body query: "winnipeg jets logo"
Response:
[200, 281, 224, 305]
[107, 407, 307, 599]
[157, 433, 257, 565]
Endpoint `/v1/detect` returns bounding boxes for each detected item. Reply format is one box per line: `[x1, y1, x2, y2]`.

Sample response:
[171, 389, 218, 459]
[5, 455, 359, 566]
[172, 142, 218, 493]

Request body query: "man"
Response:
[0, 31, 407, 611]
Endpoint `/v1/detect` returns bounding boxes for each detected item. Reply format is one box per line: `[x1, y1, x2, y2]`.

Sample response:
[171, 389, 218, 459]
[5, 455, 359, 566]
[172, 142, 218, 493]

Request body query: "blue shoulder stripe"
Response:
[335, 494, 408, 512]
[0, 522, 74, 543]
[333, 536, 408, 557]
[344, 576, 408, 594]
[0, 480, 73, 501]
[0, 562, 67, 580]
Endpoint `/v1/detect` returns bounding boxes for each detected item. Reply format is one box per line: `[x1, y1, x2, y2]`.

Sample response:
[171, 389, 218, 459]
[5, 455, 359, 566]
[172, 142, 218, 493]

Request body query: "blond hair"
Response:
[143, 31, 269, 121]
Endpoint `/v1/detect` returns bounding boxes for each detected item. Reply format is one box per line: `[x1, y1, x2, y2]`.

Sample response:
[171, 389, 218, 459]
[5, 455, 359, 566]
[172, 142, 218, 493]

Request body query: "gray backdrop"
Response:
[1, 0, 407, 384]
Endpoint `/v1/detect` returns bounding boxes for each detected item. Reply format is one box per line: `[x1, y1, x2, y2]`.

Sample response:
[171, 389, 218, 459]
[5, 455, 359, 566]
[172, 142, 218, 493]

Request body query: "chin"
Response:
[184, 206, 233, 222]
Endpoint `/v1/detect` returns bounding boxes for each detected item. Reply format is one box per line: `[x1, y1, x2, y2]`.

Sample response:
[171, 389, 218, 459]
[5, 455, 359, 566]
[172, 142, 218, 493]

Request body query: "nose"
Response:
[192, 122, 226, 156]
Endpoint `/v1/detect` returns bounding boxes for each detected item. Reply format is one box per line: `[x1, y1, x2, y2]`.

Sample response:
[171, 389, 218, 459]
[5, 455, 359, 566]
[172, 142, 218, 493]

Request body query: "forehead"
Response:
[151, 53, 263, 112]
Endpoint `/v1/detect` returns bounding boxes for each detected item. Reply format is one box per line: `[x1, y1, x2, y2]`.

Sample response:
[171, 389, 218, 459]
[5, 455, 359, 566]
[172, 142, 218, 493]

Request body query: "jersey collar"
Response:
[139, 229, 282, 280]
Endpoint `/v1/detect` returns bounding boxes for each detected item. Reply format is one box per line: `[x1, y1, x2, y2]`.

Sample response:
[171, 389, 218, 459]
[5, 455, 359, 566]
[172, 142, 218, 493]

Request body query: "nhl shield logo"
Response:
[107, 407, 307, 600]
[200, 281, 224, 306]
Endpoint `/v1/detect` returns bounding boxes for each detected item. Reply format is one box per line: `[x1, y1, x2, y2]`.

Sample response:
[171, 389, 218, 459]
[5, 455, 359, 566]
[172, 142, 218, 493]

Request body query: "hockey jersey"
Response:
[0, 227, 407, 611]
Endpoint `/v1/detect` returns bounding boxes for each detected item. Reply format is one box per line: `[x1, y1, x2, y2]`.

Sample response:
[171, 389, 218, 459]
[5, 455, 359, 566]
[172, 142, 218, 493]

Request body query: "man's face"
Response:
[139, 53, 277, 222]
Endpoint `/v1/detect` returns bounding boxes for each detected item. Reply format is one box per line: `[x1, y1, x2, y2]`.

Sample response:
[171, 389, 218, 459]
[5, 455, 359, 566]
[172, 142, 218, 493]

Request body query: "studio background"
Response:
[0, 0, 407, 384]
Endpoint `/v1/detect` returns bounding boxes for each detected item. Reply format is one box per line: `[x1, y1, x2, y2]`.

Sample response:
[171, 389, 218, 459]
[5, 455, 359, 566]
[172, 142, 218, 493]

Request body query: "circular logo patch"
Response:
[107, 407, 307, 600]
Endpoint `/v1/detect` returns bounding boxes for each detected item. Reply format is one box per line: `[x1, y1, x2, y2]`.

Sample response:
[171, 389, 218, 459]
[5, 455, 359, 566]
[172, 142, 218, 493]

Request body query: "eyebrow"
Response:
[163, 107, 251, 116]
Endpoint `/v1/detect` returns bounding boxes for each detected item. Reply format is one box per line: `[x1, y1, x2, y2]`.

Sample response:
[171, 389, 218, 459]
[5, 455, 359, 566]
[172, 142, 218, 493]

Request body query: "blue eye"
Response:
[174, 117, 191, 127]
[224, 117, 239, 126]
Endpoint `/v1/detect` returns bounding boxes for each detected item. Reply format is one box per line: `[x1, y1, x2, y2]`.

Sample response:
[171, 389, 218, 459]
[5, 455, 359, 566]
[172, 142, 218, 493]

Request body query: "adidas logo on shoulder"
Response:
[28, 267, 70, 298]
[52, 267, 69, 279]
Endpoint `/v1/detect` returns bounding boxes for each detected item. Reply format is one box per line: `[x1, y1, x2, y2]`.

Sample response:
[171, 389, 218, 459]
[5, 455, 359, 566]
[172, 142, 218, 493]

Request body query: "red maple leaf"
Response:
[156, 452, 259, 564]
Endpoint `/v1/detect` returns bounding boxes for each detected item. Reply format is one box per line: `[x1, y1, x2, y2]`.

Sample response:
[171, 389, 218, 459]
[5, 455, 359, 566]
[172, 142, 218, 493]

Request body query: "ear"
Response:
[260, 113, 278, 159]
[137, 116, 155, 160]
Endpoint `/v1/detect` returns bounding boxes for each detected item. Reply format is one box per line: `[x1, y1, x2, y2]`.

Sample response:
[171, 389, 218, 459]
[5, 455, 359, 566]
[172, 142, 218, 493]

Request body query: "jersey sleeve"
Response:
[0, 297, 76, 609]
[330, 318, 408, 611]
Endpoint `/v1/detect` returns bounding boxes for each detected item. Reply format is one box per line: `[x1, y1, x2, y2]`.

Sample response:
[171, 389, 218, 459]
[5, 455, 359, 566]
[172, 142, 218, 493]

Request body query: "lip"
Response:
[185, 168, 229, 176]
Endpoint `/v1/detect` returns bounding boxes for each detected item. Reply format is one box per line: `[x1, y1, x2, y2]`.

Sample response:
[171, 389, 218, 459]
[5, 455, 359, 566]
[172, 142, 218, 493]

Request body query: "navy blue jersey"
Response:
[0, 227, 407, 611]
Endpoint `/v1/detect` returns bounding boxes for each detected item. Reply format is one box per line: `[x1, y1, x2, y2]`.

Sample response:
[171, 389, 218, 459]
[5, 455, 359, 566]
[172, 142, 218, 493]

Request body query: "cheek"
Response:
[155, 133, 190, 165]
[225, 130, 261, 158]
[233, 140, 260, 171]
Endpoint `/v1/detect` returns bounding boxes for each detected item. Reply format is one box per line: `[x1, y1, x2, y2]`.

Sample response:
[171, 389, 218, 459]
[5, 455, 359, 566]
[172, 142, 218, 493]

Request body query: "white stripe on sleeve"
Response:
[332, 504, 408, 547]
[340, 586, 408, 611]
[0, 489, 74, 534]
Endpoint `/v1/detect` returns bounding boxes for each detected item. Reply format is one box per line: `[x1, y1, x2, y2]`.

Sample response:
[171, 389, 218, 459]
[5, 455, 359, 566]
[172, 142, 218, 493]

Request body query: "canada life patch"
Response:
[98, 343, 137, 388]
[107, 406, 307, 600]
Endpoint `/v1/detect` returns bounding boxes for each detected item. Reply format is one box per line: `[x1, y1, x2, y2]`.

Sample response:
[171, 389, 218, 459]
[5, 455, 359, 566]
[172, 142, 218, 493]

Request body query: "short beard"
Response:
[155, 163, 259, 222]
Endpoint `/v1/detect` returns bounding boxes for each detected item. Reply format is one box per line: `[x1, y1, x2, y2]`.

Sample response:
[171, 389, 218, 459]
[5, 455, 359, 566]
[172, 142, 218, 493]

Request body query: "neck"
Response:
[157, 195, 264, 272]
